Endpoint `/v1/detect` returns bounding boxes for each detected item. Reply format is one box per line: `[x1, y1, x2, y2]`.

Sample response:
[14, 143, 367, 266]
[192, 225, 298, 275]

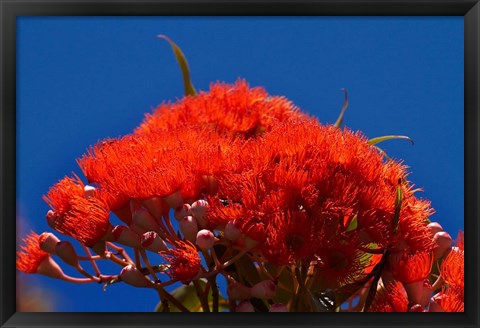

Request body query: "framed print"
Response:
[1, 1, 479, 328]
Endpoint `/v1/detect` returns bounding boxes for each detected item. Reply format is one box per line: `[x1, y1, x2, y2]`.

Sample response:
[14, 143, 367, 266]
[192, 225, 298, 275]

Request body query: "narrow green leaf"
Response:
[393, 183, 403, 234]
[334, 88, 349, 128]
[157, 35, 197, 97]
[345, 215, 358, 232]
[368, 135, 414, 146]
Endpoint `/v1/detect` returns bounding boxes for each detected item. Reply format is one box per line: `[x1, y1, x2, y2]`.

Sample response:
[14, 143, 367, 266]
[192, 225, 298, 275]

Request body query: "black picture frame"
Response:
[1, 1, 478, 327]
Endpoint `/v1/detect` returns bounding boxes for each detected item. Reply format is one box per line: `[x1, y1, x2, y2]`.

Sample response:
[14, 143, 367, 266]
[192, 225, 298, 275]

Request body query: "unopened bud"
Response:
[408, 304, 424, 312]
[132, 208, 160, 233]
[428, 294, 445, 312]
[191, 199, 209, 228]
[196, 229, 215, 250]
[112, 226, 142, 248]
[244, 237, 259, 250]
[46, 210, 57, 229]
[91, 240, 106, 257]
[163, 190, 183, 209]
[39, 232, 60, 254]
[235, 300, 254, 312]
[84, 185, 97, 198]
[250, 280, 276, 299]
[36, 256, 66, 280]
[141, 231, 168, 252]
[269, 303, 289, 312]
[55, 241, 79, 267]
[227, 281, 251, 300]
[141, 196, 163, 220]
[120, 264, 153, 288]
[427, 222, 443, 237]
[179, 216, 198, 243]
[174, 203, 191, 221]
[403, 280, 424, 305]
[433, 231, 452, 259]
[224, 220, 242, 241]
[420, 279, 433, 307]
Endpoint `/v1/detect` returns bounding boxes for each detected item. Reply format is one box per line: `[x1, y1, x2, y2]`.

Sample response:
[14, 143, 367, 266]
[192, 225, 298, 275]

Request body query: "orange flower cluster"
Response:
[17, 79, 464, 312]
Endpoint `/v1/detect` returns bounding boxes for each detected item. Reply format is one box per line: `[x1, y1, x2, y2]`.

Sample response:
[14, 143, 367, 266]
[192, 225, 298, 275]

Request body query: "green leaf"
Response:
[345, 215, 358, 232]
[368, 135, 414, 146]
[157, 35, 197, 97]
[334, 88, 349, 128]
[393, 183, 403, 234]
[155, 279, 228, 312]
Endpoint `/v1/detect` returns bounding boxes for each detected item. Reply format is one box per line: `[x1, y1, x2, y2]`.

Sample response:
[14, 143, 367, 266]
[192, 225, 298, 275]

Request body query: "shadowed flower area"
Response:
[17, 37, 464, 313]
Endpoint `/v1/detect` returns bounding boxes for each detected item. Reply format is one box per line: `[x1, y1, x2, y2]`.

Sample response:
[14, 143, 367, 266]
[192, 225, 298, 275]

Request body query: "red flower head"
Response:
[135, 80, 304, 137]
[43, 176, 111, 247]
[369, 281, 409, 312]
[441, 246, 464, 291]
[16, 231, 49, 274]
[162, 241, 201, 282]
[433, 287, 464, 312]
[315, 237, 369, 288]
[390, 251, 433, 285]
[263, 211, 318, 265]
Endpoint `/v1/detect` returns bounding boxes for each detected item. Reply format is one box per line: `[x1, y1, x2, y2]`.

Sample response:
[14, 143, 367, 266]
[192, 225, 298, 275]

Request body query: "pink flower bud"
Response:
[141, 196, 163, 220]
[174, 203, 192, 221]
[38, 232, 60, 254]
[91, 240, 106, 256]
[179, 216, 198, 243]
[433, 231, 452, 259]
[112, 225, 142, 248]
[250, 280, 276, 299]
[36, 256, 67, 280]
[420, 279, 433, 307]
[191, 199, 209, 228]
[408, 304, 424, 312]
[163, 190, 183, 209]
[428, 294, 445, 312]
[55, 241, 79, 267]
[46, 210, 56, 229]
[227, 281, 251, 300]
[196, 229, 215, 250]
[224, 220, 242, 241]
[427, 222, 443, 237]
[141, 231, 168, 252]
[269, 303, 289, 312]
[120, 264, 152, 288]
[403, 280, 424, 305]
[132, 208, 160, 233]
[83, 185, 97, 198]
[235, 300, 255, 312]
[244, 237, 259, 250]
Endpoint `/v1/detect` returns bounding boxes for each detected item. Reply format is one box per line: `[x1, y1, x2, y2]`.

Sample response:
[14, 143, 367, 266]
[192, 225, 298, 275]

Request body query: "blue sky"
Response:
[16, 16, 464, 312]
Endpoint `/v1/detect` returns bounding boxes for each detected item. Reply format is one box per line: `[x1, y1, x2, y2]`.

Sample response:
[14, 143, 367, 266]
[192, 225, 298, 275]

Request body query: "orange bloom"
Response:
[16, 232, 49, 274]
[262, 211, 319, 265]
[369, 281, 408, 312]
[434, 287, 464, 312]
[315, 237, 368, 288]
[390, 251, 433, 285]
[135, 80, 304, 137]
[162, 241, 201, 282]
[43, 176, 111, 246]
[441, 247, 464, 291]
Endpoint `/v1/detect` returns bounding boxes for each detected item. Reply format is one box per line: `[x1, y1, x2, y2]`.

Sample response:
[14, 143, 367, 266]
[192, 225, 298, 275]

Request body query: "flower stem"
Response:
[193, 279, 210, 312]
